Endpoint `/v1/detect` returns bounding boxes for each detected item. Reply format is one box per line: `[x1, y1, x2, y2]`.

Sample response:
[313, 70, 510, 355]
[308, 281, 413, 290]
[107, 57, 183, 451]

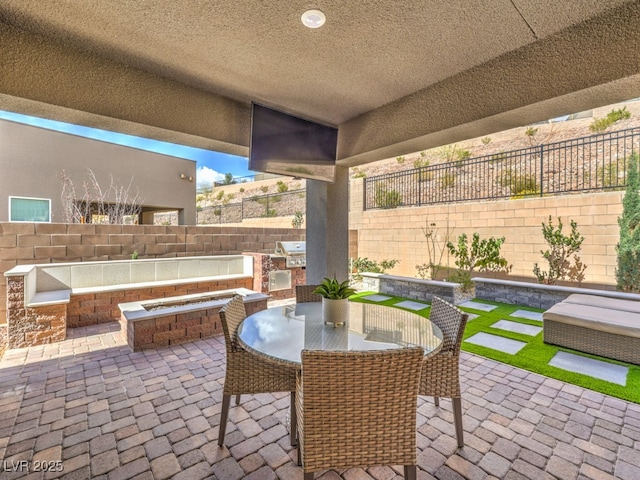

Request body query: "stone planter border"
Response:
[359, 273, 469, 305]
[473, 277, 640, 310]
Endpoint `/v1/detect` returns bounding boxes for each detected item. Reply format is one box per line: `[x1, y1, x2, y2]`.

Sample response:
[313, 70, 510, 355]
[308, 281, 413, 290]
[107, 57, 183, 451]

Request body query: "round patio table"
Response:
[237, 301, 444, 366]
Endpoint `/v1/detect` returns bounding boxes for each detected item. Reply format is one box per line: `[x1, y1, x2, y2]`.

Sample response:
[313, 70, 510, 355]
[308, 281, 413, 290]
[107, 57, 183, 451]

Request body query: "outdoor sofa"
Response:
[543, 293, 640, 365]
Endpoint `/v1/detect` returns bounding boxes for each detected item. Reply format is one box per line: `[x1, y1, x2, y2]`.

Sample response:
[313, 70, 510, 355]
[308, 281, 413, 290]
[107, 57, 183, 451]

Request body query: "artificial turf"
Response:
[351, 292, 640, 404]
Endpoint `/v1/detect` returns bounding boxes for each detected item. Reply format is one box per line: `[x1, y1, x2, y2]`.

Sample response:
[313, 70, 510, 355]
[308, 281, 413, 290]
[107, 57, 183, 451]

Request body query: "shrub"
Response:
[499, 169, 539, 196]
[447, 233, 512, 274]
[260, 185, 269, 193]
[413, 158, 429, 169]
[446, 233, 512, 292]
[616, 152, 640, 291]
[533, 216, 587, 285]
[352, 167, 367, 178]
[597, 161, 624, 188]
[456, 149, 472, 161]
[215, 190, 225, 201]
[589, 107, 631, 133]
[277, 181, 289, 193]
[374, 185, 402, 208]
[440, 172, 456, 189]
[396, 156, 405, 164]
[351, 257, 399, 280]
[291, 211, 304, 229]
[481, 136, 492, 145]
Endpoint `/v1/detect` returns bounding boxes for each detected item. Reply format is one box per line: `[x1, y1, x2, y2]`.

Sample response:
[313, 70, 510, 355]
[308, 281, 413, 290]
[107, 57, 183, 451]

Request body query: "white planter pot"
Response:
[322, 298, 349, 327]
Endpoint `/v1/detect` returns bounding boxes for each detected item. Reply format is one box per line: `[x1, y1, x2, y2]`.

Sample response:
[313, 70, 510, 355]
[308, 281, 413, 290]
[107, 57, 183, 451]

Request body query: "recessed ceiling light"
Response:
[301, 9, 326, 29]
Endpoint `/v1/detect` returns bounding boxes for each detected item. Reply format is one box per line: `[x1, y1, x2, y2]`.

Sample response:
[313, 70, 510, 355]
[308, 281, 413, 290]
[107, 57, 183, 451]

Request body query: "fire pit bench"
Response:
[5, 255, 255, 349]
[543, 294, 640, 365]
[118, 287, 268, 351]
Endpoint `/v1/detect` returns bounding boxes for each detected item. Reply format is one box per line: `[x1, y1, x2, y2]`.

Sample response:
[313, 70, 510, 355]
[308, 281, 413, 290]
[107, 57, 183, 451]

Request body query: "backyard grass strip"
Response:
[351, 292, 640, 404]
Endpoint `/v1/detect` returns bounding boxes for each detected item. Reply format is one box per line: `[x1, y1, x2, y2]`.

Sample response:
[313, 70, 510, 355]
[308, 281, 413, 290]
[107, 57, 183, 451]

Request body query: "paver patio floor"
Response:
[1, 323, 639, 480]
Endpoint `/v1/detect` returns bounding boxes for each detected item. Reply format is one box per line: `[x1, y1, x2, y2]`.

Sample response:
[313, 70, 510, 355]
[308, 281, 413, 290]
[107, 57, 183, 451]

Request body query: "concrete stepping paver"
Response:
[510, 309, 543, 322]
[459, 300, 498, 312]
[466, 313, 479, 321]
[464, 332, 527, 354]
[360, 294, 392, 302]
[492, 319, 543, 336]
[395, 300, 430, 311]
[549, 351, 629, 386]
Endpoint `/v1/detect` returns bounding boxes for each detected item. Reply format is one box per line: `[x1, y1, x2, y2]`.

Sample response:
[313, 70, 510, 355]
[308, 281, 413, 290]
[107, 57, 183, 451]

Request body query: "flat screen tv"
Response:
[249, 103, 338, 183]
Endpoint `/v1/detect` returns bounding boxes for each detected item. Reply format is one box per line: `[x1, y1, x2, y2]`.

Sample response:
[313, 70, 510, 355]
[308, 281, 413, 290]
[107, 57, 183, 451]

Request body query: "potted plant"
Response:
[313, 277, 356, 326]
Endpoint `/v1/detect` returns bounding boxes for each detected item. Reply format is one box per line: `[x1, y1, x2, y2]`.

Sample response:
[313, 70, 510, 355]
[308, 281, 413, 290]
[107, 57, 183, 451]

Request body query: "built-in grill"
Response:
[274, 241, 306, 268]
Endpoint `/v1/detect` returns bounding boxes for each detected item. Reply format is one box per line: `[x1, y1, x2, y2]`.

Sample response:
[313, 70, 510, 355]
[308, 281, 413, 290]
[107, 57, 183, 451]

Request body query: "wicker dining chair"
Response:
[217, 295, 298, 447]
[295, 284, 322, 303]
[296, 347, 424, 480]
[420, 296, 469, 448]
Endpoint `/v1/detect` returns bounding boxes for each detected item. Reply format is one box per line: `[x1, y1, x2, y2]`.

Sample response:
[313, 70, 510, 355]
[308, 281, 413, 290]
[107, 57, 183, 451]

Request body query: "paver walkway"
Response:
[0, 323, 639, 480]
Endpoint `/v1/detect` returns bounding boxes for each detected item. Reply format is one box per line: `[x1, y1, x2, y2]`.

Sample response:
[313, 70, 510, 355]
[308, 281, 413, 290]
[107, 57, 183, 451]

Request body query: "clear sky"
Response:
[0, 110, 254, 188]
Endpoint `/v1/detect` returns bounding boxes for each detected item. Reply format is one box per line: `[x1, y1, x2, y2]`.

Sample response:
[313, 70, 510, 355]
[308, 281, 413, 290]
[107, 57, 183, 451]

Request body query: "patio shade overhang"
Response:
[0, 0, 639, 167]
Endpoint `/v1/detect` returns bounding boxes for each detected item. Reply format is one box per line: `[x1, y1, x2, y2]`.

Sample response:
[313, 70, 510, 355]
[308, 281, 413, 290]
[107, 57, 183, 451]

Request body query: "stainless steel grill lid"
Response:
[275, 241, 306, 255]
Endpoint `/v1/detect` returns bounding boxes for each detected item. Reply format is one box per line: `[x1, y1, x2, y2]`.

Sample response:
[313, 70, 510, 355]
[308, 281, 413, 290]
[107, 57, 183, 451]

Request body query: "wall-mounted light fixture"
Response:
[179, 173, 194, 182]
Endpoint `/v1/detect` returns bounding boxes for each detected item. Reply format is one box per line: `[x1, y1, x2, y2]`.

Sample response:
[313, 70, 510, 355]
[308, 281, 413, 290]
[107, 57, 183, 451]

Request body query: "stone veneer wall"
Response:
[474, 278, 640, 310]
[0, 222, 304, 322]
[360, 273, 466, 305]
[6, 276, 67, 348]
[248, 253, 306, 301]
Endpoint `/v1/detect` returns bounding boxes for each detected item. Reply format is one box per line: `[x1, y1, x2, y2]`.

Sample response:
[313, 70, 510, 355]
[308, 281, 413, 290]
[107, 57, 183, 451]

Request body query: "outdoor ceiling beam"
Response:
[0, 21, 251, 156]
[337, 1, 640, 166]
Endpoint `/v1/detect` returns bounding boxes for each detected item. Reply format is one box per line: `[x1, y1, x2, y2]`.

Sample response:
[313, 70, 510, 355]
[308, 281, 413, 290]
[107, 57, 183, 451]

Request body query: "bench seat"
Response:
[543, 294, 640, 365]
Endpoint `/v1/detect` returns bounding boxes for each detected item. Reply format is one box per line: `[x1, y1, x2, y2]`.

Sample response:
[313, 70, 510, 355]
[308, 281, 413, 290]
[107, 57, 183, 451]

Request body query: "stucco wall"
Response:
[0, 222, 305, 322]
[349, 178, 623, 289]
[0, 118, 197, 224]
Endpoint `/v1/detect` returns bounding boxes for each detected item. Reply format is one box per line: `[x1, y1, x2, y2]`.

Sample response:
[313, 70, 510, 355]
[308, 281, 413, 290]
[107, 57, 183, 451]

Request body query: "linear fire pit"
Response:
[119, 288, 268, 351]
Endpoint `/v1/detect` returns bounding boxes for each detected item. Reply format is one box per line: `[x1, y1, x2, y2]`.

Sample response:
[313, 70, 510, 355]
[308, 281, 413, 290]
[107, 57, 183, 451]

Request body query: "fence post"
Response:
[363, 177, 368, 210]
[539, 144, 544, 196]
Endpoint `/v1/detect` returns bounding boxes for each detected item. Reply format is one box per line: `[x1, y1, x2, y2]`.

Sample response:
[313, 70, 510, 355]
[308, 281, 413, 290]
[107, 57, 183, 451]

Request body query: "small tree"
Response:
[533, 216, 587, 285]
[222, 172, 235, 185]
[416, 217, 452, 280]
[446, 233, 512, 290]
[59, 168, 143, 224]
[616, 152, 640, 291]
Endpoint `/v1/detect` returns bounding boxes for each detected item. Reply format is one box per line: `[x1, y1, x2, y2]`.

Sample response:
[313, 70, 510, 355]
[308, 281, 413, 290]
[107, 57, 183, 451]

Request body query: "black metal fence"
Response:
[364, 127, 640, 210]
[198, 189, 306, 224]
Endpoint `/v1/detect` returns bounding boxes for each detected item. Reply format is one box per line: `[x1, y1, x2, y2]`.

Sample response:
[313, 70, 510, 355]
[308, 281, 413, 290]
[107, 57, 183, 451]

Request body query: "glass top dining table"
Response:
[237, 301, 444, 366]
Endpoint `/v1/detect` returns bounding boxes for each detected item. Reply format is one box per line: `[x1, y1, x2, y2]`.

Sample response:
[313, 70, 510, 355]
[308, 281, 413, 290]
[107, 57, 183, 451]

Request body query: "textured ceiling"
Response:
[0, 0, 639, 164]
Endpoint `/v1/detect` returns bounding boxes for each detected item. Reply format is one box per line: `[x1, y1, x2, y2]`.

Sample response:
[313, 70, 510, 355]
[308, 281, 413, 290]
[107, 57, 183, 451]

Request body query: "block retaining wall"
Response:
[0, 222, 304, 322]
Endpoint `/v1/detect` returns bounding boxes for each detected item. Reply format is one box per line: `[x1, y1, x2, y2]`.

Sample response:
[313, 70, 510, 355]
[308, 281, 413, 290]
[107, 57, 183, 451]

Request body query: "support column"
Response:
[306, 166, 349, 283]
